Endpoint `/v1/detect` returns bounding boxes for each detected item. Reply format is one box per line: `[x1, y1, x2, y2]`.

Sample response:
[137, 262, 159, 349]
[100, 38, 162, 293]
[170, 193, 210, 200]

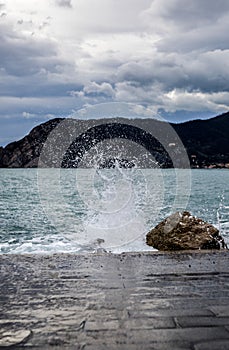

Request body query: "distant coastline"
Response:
[0, 112, 229, 169]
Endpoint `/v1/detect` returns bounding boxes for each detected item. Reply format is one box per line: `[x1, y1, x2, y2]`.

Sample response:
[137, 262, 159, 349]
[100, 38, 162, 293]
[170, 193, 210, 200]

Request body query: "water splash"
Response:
[217, 192, 229, 238]
[78, 159, 154, 251]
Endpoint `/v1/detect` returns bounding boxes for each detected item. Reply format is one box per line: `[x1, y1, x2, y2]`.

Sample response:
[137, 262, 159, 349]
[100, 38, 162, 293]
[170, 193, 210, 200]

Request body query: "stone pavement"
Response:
[0, 250, 229, 349]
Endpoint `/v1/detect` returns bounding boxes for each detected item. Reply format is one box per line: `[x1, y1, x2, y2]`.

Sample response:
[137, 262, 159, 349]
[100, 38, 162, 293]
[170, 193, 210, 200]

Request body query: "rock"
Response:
[146, 211, 228, 251]
[0, 329, 31, 347]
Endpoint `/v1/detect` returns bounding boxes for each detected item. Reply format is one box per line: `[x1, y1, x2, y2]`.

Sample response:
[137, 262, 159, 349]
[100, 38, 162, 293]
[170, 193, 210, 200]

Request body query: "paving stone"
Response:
[210, 306, 229, 317]
[85, 320, 120, 331]
[128, 307, 214, 317]
[13, 345, 192, 350]
[194, 339, 229, 350]
[0, 251, 229, 348]
[122, 317, 176, 329]
[176, 316, 229, 328]
[122, 327, 229, 343]
[84, 344, 192, 350]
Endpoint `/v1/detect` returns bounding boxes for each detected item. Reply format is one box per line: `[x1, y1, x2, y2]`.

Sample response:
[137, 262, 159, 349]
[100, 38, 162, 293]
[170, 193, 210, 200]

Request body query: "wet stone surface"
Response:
[0, 250, 229, 349]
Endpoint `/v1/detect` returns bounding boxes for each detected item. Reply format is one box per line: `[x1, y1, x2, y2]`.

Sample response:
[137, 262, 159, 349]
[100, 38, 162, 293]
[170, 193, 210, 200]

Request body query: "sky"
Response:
[0, 0, 229, 145]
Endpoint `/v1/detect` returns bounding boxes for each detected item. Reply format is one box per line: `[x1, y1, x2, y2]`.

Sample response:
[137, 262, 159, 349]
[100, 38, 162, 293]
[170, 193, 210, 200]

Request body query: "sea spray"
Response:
[217, 193, 229, 238]
[77, 163, 163, 251]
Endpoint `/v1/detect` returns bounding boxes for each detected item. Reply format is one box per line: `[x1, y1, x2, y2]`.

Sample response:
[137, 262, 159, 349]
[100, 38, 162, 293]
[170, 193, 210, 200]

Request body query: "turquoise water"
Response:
[0, 168, 228, 254]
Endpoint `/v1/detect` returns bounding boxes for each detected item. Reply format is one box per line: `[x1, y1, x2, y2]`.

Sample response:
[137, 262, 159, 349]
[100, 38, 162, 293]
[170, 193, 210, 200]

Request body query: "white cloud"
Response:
[83, 82, 115, 97]
[164, 90, 229, 113]
[22, 111, 36, 119]
[56, 0, 72, 8]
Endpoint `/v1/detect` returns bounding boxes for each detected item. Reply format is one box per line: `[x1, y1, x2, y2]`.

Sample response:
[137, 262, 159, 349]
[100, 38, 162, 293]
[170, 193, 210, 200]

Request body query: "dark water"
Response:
[0, 168, 228, 253]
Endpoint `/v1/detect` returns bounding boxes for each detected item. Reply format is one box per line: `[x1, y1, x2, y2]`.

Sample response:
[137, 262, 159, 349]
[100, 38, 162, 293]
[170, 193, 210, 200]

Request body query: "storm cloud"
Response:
[0, 0, 229, 144]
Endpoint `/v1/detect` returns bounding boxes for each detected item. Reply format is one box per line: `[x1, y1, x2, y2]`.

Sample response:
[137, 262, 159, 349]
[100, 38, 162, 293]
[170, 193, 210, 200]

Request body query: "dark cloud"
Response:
[0, 21, 83, 99]
[115, 48, 229, 94]
[157, 17, 229, 53]
[0, 23, 61, 76]
[0, 73, 83, 98]
[143, 0, 229, 31]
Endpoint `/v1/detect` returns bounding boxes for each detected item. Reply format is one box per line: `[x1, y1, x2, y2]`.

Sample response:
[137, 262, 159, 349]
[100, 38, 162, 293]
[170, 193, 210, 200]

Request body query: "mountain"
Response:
[174, 112, 229, 168]
[0, 112, 229, 168]
[0, 118, 64, 168]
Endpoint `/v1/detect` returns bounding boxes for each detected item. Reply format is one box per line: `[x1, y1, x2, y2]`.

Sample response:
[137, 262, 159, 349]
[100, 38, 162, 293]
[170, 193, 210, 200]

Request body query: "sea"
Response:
[0, 168, 228, 254]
